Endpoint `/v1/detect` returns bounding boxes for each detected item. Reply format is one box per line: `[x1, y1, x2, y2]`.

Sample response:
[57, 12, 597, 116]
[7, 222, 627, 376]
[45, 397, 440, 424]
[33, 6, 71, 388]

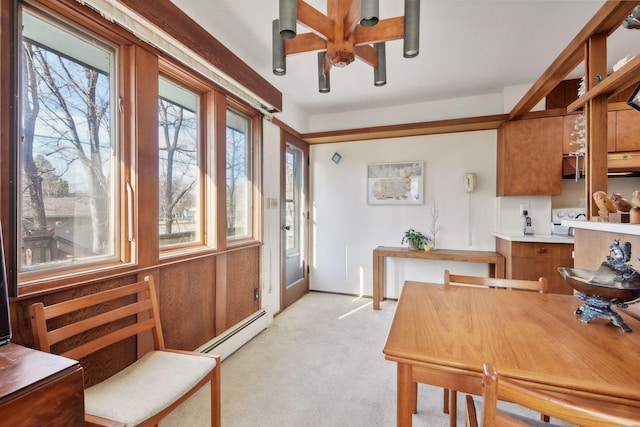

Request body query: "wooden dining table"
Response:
[383, 281, 640, 426]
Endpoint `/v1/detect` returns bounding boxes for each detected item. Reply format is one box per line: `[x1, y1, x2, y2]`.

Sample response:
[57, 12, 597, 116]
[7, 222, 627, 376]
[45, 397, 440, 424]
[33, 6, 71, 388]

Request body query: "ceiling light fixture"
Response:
[272, 0, 420, 93]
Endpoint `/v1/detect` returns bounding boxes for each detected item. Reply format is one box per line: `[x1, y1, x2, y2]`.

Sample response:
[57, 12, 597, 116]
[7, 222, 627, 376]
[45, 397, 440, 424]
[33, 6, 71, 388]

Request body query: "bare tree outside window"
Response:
[226, 109, 252, 240]
[20, 10, 116, 271]
[158, 78, 200, 247]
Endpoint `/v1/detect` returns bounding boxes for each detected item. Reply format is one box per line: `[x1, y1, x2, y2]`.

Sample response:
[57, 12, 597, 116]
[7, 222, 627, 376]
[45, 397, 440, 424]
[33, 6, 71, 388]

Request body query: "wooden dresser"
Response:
[0, 343, 84, 426]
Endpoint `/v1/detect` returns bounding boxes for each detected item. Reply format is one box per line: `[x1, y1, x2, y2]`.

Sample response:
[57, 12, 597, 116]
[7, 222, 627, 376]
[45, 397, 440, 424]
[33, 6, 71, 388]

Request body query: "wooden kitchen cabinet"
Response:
[614, 108, 640, 152]
[496, 238, 574, 294]
[497, 116, 563, 196]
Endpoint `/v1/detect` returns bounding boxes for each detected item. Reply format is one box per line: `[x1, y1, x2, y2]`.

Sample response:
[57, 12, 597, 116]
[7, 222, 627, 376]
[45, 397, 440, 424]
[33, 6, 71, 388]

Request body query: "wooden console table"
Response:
[372, 246, 505, 309]
[0, 343, 84, 426]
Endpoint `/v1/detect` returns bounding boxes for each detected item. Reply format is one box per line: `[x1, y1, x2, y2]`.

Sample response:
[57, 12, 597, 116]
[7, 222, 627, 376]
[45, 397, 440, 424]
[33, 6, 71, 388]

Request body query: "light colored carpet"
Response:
[161, 292, 572, 426]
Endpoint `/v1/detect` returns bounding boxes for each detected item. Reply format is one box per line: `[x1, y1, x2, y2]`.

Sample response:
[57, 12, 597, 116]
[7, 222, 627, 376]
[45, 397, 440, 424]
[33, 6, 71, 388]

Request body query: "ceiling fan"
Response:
[272, 0, 420, 92]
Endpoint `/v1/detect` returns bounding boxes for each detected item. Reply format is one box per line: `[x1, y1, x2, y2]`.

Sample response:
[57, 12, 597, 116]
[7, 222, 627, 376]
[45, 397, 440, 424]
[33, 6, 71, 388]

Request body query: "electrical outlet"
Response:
[519, 204, 529, 216]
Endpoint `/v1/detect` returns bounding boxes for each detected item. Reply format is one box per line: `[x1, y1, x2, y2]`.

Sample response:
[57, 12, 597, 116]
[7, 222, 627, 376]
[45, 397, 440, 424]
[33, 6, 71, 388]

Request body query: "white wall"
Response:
[308, 93, 504, 133]
[261, 119, 282, 315]
[310, 131, 497, 298]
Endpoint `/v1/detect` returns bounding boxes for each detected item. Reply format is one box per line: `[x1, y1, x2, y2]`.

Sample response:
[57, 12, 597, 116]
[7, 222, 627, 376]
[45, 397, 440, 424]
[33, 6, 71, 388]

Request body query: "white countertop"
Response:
[562, 219, 640, 235]
[494, 232, 574, 244]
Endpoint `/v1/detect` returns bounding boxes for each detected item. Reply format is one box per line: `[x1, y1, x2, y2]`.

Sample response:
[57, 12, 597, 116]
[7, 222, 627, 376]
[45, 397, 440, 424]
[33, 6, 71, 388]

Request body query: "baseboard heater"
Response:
[199, 309, 267, 357]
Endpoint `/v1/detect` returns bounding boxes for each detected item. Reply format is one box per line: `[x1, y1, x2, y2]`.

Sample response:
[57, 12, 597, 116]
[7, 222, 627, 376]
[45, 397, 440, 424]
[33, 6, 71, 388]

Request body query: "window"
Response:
[158, 77, 202, 248]
[226, 109, 252, 241]
[19, 7, 118, 273]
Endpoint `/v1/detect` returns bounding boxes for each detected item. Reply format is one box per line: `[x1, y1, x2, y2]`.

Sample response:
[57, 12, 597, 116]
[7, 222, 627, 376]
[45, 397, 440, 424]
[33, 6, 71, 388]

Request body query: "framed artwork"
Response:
[367, 161, 424, 205]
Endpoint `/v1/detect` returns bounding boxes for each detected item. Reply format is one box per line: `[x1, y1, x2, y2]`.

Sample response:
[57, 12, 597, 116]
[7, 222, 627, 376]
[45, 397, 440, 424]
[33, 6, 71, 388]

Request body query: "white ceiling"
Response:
[169, 1, 639, 121]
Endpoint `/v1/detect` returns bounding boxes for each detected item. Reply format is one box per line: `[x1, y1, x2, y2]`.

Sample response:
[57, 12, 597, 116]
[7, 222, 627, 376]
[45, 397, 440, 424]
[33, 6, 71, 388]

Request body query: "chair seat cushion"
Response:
[85, 350, 216, 426]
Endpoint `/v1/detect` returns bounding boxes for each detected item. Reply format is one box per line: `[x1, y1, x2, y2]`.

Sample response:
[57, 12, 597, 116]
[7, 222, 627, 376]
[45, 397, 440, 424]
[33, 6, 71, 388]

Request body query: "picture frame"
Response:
[367, 161, 424, 205]
[627, 83, 640, 112]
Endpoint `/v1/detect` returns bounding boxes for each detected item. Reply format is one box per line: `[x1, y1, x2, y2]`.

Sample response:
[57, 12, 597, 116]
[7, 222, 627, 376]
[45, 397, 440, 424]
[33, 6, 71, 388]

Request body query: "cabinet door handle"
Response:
[539, 247, 547, 253]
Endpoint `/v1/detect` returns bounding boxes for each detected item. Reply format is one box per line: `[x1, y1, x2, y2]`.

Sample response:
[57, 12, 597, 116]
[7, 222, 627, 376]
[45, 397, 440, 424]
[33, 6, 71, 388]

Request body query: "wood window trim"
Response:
[158, 59, 212, 255]
[5, 0, 266, 296]
[222, 98, 263, 250]
[115, 0, 282, 112]
[15, 3, 135, 294]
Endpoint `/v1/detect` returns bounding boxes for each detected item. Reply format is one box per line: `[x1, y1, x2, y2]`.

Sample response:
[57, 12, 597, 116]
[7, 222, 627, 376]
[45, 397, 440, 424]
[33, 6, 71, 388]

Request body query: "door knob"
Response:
[282, 225, 291, 231]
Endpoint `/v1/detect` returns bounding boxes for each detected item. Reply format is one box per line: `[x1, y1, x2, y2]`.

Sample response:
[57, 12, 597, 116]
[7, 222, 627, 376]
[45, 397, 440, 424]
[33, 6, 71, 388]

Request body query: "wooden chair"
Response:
[442, 269, 549, 427]
[466, 363, 640, 427]
[30, 275, 221, 427]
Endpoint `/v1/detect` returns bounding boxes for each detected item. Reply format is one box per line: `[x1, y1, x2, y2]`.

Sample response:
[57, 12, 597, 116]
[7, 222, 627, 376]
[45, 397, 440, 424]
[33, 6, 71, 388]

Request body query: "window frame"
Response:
[157, 61, 212, 254]
[223, 98, 262, 248]
[6, 0, 264, 297]
[16, 2, 129, 288]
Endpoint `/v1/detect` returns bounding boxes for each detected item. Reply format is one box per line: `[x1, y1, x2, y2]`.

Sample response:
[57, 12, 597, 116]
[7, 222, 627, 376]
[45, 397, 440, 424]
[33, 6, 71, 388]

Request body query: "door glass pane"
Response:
[226, 109, 252, 240]
[20, 8, 117, 272]
[285, 146, 300, 253]
[285, 144, 304, 287]
[158, 77, 201, 247]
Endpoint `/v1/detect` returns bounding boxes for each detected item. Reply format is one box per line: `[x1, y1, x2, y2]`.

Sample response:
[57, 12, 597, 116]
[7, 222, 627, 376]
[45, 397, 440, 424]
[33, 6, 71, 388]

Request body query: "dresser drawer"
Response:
[509, 241, 572, 258]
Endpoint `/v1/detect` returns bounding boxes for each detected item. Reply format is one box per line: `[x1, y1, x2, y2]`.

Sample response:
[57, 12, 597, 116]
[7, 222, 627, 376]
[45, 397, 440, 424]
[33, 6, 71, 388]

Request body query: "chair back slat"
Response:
[444, 269, 549, 293]
[40, 280, 151, 318]
[30, 276, 165, 358]
[61, 318, 157, 361]
[47, 299, 153, 346]
[480, 364, 640, 427]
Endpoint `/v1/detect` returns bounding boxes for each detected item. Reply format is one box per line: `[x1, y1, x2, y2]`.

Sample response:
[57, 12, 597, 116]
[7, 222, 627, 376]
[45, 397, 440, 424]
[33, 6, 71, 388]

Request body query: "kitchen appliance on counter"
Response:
[551, 207, 586, 236]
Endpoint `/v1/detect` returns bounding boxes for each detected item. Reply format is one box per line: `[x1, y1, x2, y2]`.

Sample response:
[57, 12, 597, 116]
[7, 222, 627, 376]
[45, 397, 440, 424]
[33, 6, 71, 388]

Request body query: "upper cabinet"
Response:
[614, 108, 640, 152]
[497, 116, 564, 196]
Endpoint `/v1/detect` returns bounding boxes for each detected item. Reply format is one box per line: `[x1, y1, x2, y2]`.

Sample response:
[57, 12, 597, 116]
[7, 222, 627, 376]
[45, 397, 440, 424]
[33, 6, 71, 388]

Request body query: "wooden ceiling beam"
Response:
[302, 114, 509, 144]
[509, 0, 637, 120]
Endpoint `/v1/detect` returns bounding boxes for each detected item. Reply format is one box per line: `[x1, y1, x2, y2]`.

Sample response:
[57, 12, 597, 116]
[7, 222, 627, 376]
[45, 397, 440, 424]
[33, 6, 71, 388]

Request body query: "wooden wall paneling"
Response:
[546, 79, 581, 110]
[10, 276, 139, 387]
[223, 247, 261, 330]
[214, 91, 227, 251]
[130, 45, 159, 268]
[158, 258, 216, 350]
[215, 253, 227, 336]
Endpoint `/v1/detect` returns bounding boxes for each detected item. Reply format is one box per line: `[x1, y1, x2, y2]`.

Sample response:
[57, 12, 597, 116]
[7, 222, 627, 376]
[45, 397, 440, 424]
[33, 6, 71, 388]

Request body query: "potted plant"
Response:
[401, 229, 431, 251]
